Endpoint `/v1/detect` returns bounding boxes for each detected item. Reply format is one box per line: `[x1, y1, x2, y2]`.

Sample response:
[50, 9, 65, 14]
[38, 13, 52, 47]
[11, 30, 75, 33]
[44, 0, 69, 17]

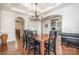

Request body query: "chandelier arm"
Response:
[29, 3, 43, 21]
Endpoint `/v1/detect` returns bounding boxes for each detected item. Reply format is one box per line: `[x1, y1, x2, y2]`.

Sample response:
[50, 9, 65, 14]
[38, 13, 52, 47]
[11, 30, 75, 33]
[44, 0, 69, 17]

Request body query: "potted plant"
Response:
[1, 34, 8, 45]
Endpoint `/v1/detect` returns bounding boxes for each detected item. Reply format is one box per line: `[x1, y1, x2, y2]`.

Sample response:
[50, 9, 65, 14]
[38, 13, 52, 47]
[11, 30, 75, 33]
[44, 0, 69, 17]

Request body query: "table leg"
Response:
[56, 36, 62, 55]
[40, 41, 44, 55]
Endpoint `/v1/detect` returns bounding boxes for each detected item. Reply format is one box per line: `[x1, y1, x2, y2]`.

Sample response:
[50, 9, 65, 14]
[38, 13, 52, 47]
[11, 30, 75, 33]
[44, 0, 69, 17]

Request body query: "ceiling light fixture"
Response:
[29, 3, 43, 21]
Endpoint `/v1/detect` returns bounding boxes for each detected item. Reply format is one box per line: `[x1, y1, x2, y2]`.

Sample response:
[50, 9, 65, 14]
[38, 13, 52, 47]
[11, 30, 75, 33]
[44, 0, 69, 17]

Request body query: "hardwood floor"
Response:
[62, 45, 79, 55]
[0, 38, 26, 55]
[0, 38, 79, 55]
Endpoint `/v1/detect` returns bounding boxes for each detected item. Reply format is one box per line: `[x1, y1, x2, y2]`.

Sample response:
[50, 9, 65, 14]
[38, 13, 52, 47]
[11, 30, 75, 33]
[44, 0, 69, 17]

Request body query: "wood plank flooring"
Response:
[0, 38, 79, 55]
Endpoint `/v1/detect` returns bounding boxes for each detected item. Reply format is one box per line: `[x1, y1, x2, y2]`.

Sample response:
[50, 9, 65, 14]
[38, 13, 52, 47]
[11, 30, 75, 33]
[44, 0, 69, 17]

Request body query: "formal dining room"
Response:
[0, 3, 79, 55]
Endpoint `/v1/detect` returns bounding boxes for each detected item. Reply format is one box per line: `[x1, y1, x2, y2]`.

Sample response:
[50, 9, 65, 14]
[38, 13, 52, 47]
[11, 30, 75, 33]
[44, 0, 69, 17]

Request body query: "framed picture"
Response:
[45, 24, 48, 28]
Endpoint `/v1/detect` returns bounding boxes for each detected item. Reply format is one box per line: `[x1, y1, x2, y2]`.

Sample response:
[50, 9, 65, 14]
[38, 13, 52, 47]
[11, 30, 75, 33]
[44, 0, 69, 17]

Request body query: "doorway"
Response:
[15, 17, 25, 39]
[51, 15, 62, 35]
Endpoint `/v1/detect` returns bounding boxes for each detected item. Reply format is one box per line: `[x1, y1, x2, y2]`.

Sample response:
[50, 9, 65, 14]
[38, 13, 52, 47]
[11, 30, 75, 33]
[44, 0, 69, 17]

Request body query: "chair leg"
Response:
[45, 48, 49, 55]
[34, 46, 35, 55]
[27, 42, 30, 55]
[54, 48, 56, 55]
[54, 52, 56, 55]
[34, 43, 36, 55]
[45, 44, 50, 55]
[34, 47, 37, 55]
[48, 46, 50, 55]
[39, 44, 40, 55]
[54, 43, 56, 55]
[25, 40, 27, 48]
[27, 47, 29, 55]
[48, 39, 50, 55]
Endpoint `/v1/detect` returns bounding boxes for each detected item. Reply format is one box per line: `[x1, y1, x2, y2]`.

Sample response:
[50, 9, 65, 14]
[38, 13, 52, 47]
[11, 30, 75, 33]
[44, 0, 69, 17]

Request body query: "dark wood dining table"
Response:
[34, 34, 62, 55]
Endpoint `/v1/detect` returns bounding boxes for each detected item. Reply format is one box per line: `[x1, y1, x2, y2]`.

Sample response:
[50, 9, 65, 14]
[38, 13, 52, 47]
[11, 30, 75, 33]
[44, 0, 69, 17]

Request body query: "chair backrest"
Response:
[23, 30, 30, 41]
[23, 30, 34, 41]
[49, 30, 57, 38]
[49, 30, 57, 52]
[28, 31, 33, 37]
[23, 30, 34, 47]
[24, 30, 33, 37]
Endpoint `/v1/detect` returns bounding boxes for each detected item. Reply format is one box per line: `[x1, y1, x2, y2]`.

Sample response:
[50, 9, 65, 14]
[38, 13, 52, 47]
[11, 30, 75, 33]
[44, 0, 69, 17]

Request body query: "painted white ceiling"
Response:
[21, 3, 57, 12]
[0, 3, 76, 17]
[12, 3, 61, 15]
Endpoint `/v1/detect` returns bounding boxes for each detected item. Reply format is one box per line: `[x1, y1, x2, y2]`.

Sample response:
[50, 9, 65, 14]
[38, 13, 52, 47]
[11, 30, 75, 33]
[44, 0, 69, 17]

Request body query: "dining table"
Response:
[34, 34, 49, 55]
[34, 34, 62, 55]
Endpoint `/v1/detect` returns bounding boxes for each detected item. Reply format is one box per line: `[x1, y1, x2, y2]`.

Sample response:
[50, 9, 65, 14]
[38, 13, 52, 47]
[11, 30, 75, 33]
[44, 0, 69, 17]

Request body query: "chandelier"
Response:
[29, 3, 43, 21]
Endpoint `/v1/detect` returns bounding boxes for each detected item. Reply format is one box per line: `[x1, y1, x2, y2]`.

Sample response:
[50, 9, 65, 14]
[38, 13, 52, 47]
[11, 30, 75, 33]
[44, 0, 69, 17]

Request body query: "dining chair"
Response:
[23, 30, 40, 55]
[23, 30, 29, 48]
[45, 37, 56, 55]
[45, 32, 57, 55]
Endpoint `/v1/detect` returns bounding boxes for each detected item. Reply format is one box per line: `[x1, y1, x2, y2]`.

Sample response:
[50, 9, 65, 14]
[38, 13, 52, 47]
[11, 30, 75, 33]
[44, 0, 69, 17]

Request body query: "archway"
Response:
[15, 17, 25, 39]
